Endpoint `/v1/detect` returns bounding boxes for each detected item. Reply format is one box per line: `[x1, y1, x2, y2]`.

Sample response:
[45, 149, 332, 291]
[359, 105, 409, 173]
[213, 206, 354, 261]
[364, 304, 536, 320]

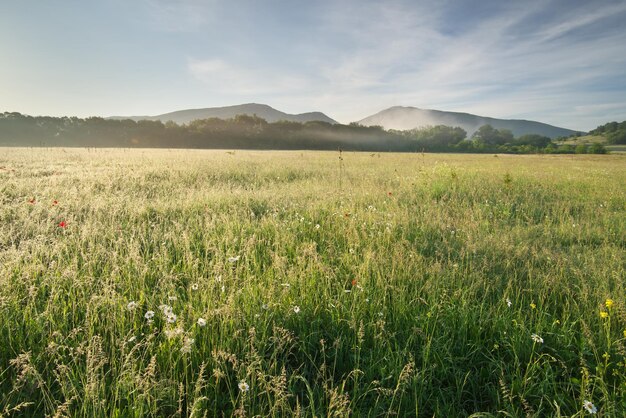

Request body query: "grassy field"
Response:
[0, 148, 625, 417]
[556, 135, 625, 153]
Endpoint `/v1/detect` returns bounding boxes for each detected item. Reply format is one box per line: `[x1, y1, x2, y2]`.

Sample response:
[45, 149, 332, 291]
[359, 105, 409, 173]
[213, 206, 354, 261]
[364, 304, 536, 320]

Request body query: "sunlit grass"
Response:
[0, 148, 625, 416]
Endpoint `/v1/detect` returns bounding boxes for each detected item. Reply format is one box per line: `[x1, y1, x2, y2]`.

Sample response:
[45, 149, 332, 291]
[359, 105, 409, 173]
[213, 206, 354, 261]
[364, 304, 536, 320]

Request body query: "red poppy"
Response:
[58, 221, 67, 228]
[52, 200, 58, 205]
[28, 198, 36, 204]
[344, 213, 351, 218]
[387, 191, 393, 196]
[351, 279, 357, 286]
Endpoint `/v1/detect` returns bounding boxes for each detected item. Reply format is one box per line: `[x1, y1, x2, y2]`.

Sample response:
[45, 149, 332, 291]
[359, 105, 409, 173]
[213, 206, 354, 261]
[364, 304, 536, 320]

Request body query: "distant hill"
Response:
[110, 103, 337, 125]
[357, 106, 581, 138]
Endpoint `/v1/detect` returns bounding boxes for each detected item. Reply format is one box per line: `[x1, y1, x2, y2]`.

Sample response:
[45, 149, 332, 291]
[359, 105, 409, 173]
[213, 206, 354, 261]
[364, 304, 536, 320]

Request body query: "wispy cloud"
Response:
[287, 0, 626, 129]
[142, 0, 214, 31]
[10, 0, 622, 130]
[187, 58, 311, 96]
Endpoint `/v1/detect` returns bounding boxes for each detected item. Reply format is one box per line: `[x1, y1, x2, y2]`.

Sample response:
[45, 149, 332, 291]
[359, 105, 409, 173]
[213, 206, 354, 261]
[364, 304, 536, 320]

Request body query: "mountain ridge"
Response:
[109, 103, 338, 125]
[357, 106, 582, 138]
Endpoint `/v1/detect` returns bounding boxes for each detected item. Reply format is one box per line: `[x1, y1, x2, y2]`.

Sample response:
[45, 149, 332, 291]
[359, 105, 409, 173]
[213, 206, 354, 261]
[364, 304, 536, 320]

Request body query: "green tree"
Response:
[574, 144, 587, 154]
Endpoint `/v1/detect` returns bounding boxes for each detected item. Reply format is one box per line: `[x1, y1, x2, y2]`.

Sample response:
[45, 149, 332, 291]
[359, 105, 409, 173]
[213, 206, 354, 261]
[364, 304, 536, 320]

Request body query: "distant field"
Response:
[607, 145, 626, 153]
[559, 135, 606, 144]
[0, 148, 625, 417]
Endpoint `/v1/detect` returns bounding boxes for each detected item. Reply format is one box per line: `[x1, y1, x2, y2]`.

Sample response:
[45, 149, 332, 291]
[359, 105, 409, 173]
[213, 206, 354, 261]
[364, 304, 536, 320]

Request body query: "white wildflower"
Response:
[128, 335, 136, 343]
[145, 310, 155, 320]
[191, 283, 199, 291]
[166, 313, 177, 324]
[583, 400, 597, 414]
[293, 306, 301, 314]
[228, 255, 240, 263]
[159, 304, 173, 316]
[181, 337, 195, 353]
[197, 317, 207, 327]
[583, 400, 598, 414]
[506, 298, 512, 307]
[531, 333, 543, 344]
[315, 224, 320, 229]
[127, 301, 138, 311]
[238, 380, 250, 392]
[168, 295, 177, 302]
[165, 327, 183, 339]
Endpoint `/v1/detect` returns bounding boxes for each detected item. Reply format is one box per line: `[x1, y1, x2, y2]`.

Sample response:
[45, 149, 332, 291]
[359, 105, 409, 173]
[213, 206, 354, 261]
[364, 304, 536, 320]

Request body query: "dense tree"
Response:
[472, 125, 514, 145]
[0, 112, 604, 154]
[515, 134, 551, 148]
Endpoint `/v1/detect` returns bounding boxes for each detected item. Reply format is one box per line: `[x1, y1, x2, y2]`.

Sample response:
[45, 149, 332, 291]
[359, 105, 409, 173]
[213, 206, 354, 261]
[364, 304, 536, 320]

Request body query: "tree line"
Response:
[589, 120, 626, 144]
[0, 112, 609, 153]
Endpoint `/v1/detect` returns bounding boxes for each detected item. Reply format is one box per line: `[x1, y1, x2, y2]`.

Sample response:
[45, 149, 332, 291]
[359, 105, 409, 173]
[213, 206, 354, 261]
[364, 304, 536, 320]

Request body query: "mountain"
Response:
[357, 106, 581, 138]
[110, 103, 337, 125]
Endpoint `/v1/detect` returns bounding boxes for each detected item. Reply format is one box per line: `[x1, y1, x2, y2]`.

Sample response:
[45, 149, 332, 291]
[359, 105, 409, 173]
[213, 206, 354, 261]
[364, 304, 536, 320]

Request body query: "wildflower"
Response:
[583, 400, 597, 414]
[197, 317, 207, 327]
[344, 289, 351, 293]
[506, 298, 512, 307]
[144, 310, 155, 320]
[600, 311, 608, 319]
[531, 333, 543, 344]
[181, 337, 195, 353]
[165, 327, 183, 339]
[168, 295, 177, 302]
[221, 285, 225, 293]
[166, 313, 177, 324]
[530, 302, 536, 310]
[261, 303, 268, 310]
[191, 283, 199, 291]
[127, 301, 138, 311]
[605, 299, 614, 309]
[238, 380, 250, 392]
[159, 304, 173, 315]
[58, 221, 67, 228]
[28, 198, 36, 204]
[293, 306, 301, 314]
[387, 191, 392, 196]
[623, 329, 626, 338]
[128, 335, 136, 343]
[315, 224, 320, 229]
[52, 200, 58, 205]
[351, 279, 357, 286]
[215, 275, 222, 282]
[228, 255, 240, 263]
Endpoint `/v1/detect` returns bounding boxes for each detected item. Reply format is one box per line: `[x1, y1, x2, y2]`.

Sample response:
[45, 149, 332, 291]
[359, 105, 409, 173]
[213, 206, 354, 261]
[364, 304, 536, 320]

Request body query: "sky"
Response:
[1, 0, 625, 131]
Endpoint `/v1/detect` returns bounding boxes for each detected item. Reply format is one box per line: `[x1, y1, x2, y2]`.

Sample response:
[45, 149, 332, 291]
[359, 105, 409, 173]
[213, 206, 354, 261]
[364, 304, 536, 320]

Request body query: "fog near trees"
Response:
[0, 112, 608, 154]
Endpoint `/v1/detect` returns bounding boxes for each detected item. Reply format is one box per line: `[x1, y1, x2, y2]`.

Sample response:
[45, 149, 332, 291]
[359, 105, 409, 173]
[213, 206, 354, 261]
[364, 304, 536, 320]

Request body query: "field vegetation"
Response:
[0, 148, 624, 417]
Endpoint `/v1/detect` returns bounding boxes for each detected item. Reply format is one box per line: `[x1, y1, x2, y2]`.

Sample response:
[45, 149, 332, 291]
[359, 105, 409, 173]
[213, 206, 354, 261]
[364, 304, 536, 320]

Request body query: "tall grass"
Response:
[0, 148, 624, 416]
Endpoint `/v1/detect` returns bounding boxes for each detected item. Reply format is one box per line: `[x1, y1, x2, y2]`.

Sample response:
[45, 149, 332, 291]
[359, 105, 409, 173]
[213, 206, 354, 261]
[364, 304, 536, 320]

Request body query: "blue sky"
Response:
[2, 0, 625, 131]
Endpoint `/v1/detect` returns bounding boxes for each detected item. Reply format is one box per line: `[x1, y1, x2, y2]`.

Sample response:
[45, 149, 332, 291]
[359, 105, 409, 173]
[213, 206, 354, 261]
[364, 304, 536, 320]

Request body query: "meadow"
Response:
[0, 148, 624, 417]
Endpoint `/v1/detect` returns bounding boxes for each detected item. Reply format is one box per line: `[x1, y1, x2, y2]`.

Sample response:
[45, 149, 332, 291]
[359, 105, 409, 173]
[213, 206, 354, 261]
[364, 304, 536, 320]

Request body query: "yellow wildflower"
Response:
[623, 329, 626, 338]
[605, 299, 614, 309]
[600, 311, 608, 319]
[530, 303, 536, 310]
